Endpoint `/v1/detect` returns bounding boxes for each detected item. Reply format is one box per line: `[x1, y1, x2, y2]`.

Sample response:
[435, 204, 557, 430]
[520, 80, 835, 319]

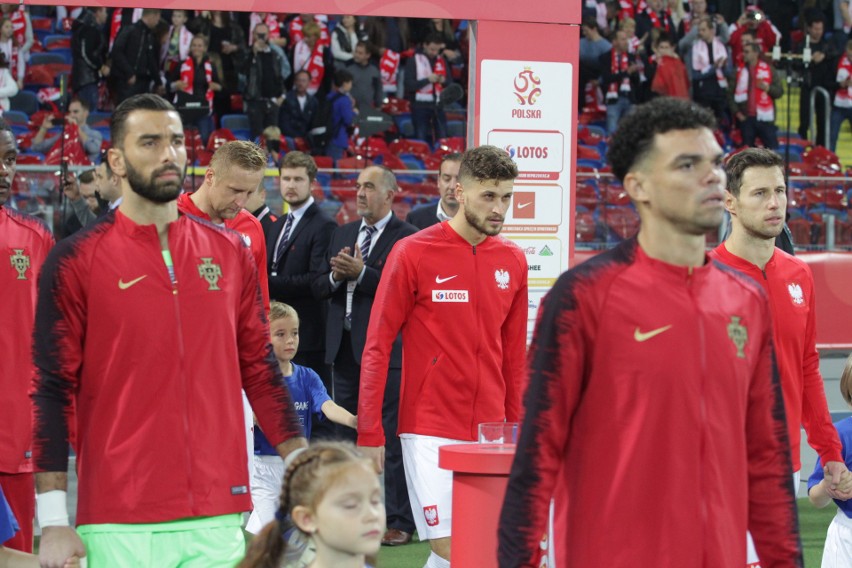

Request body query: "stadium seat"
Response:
[31, 18, 53, 32]
[577, 158, 604, 169]
[373, 152, 406, 170]
[435, 137, 465, 154]
[578, 145, 602, 161]
[220, 114, 250, 132]
[602, 205, 640, 241]
[575, 211, 599, 243]
[393, 115, 414, 138]
[44, 35, 71, 50]
[313, 156, 334, 169]
[336, 156, 371, 179]
[446, 120, 465, 138]
[390, 139, 431, 157]
[30, 52, 66, 66]
[87, 111, 111, 127]
[206, 128, 236, 152]
[3, 110, 29, 127]
[10, 91, 39, 115]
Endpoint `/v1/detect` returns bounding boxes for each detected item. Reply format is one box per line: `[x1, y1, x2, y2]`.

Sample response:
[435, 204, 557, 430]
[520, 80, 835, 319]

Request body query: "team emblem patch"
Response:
[787, 282, 804, 305]
[197, 257, 223, 291]
[423, 505, 440, 527]
[495, 269, 510, 290]
[9, 248, 29, 280]
[727, 316, 748, 359]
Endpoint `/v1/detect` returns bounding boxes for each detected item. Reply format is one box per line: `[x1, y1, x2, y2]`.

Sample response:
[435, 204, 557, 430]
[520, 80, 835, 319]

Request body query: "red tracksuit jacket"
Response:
[0, 206, 53, 474]
[712, 244, 842, 471]
[358, 221, 528, 445]
[31, 210, 301, 525]
[498, 240, 801, 568]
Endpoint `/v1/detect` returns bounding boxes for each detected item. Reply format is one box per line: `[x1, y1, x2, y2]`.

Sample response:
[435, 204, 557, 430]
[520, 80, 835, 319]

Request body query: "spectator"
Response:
[0, 18, 24, 90]
[325, 69, 355, 162]
[161, 9, 193, 76]
[170, 34, 220, 146]
[189, 11, 246, 121]
[289, 14, 330, 49]
[248, 12, 286, 49]
[650, 35, 690, 98]
[600, 29, 642, 133]
[423, 18, 462, 63]
[280, 70, 319, 140]
[110, 8, 163, 104]
[78, 170, 101, 216]
[267, 151, 337, 436]
[733, 42, 782, 149]
[678, 0, 729, 53]
[636, 0, 676, 52]
[60, 169, 97, 235]
[796, 12, 839, 148]
[404, 33, 452, 146]
[293, 21, 327, 96]
[378, 44, 402, 98]
[347, 41, 383, 111]
[0, 117, 54, 555]
[261, 125, 283, 167]
[580, 15, 612, 90]
[688, 16, 732, 124]
[405, 152, 462, 229]
[618, 0, 647, 21]
[70, 7, 108, 113]
[830, 39, 852, 151]
[837, 0, 852, 36]
[0, 4, 32, 56]
[244, 178, 275, 236]
[331, 15, 361, 66]
[31, 98, 103, 164]
[729, 7, 779, 67]
[363, 16, 410, 55]
[0, 51, 17, 111]
[315, 165, 418, 545]
[245, 23, 286, 139]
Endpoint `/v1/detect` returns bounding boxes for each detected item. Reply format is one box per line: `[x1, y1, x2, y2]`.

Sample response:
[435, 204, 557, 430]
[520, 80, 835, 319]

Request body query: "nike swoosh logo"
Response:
[517, 202, 532, 209]
[634, 325, 673, 342]
[435, 275, 457, 284]
[118, 275, 147, 290]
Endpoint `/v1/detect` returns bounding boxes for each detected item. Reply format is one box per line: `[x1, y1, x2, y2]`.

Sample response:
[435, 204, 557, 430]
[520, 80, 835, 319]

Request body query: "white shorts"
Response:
[822, 510, 852, 568]
[400, 434, 475, 541]
[242, 391, 254, 479]
[746, 469, 800, 565]
[245, 455, 285, 535]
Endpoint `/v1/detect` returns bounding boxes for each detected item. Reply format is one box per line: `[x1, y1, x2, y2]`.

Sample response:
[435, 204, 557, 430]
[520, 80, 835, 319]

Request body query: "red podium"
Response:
[438, 443, 516, 567]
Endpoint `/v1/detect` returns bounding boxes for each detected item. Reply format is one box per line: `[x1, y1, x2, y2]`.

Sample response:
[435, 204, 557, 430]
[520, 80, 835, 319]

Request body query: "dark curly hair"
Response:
[606, 97, 716, 182]
[458, 145, 518, 185]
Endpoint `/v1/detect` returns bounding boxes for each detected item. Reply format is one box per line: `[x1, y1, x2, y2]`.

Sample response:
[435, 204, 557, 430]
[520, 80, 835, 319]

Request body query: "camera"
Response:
[257, 33, 268, 41]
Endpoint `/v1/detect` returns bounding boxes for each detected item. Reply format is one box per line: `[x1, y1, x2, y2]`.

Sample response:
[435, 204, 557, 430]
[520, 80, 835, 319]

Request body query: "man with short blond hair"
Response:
[177, 140, 270, 310]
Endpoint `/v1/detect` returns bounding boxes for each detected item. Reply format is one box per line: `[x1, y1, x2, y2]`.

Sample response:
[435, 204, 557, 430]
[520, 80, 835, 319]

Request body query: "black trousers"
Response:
[333, 331, 415, 533]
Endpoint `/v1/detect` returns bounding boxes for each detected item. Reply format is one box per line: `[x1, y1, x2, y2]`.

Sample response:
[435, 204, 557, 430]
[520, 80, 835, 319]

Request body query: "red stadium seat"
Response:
[313, 156, 334, 169]
[206, 128, 236, 152]
[389, 139, 430, 157]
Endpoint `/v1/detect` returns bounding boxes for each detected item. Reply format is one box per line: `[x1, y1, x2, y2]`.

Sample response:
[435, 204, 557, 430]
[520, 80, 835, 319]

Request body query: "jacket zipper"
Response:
[471, 243, 481, 436]
[688, 266, 709, 565]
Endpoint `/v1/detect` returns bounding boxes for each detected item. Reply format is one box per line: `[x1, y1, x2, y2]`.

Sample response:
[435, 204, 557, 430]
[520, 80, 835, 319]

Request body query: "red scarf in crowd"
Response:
[618, 0, 648, 20]
[380, 49, 400, 92]
[415, 52, 446, 102]
[9, 7, 25, 48]
[735, 60, 774, 121]
[179, 56, 214, 111]
[646, 8, 671, 32]
[835, 54, 852, 108]
[691, 38, 729, 88]
[607, 49, 630, 100]
[290, 17, 330, 48]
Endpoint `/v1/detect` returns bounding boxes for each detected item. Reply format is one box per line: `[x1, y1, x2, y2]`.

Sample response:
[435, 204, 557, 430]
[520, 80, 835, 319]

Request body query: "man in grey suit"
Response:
[315, 165, 417, 545]
[405, 152, 461, 230]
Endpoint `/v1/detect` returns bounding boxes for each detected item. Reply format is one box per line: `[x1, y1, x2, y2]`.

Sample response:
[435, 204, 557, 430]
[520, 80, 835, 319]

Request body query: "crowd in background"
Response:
[580, 0, 852, 153]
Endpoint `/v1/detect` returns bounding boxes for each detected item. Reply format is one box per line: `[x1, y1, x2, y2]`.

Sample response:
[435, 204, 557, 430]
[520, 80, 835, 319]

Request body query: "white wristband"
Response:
[36, 490, 70, 527]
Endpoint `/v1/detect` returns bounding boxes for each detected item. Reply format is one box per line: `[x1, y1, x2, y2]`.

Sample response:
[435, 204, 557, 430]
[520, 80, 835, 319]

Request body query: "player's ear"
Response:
[455, 182, 464, 204]
[108, 147, 126, 178]
[622, 170, 648, 205]
[724, 190, 737, 214]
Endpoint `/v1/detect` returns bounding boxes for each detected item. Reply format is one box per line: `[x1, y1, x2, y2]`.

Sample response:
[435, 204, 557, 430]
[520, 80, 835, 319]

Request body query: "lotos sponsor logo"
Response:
[432, 290, 469, 303]
[504, 145, 549, 160]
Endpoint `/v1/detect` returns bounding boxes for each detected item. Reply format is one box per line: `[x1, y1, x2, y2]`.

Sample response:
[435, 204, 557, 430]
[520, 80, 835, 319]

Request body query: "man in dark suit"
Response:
[267, 151, 337, 438]
[280, 70, 319, 140]
[405, 152, 462, 230]
[315, 165, 417, 545]
[246, 183, 276, 238]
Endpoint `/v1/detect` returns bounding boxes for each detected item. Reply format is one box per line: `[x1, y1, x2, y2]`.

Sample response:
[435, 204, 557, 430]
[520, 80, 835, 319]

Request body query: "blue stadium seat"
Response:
[221, 114, 250, 132]
[4, 110, 29, 126]
[393, 115, 414, 138]
[231, 129, 251, 141]
[10, 91, 39, 115]
[30, 52, 66, 65]
[446, 120, 465, 138]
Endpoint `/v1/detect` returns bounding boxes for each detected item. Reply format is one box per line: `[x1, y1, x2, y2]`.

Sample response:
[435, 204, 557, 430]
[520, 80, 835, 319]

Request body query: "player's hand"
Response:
[39, 526, 86, 568]
[359, 445, 385, 473]
[824, 461, 852, 500]
[64, 556, 82, 568]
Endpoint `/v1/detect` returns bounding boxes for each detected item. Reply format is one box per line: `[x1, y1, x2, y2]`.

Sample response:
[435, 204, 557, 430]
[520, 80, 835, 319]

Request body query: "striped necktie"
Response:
[274, 213, 294, 268]
[360, 225, 377, 259]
